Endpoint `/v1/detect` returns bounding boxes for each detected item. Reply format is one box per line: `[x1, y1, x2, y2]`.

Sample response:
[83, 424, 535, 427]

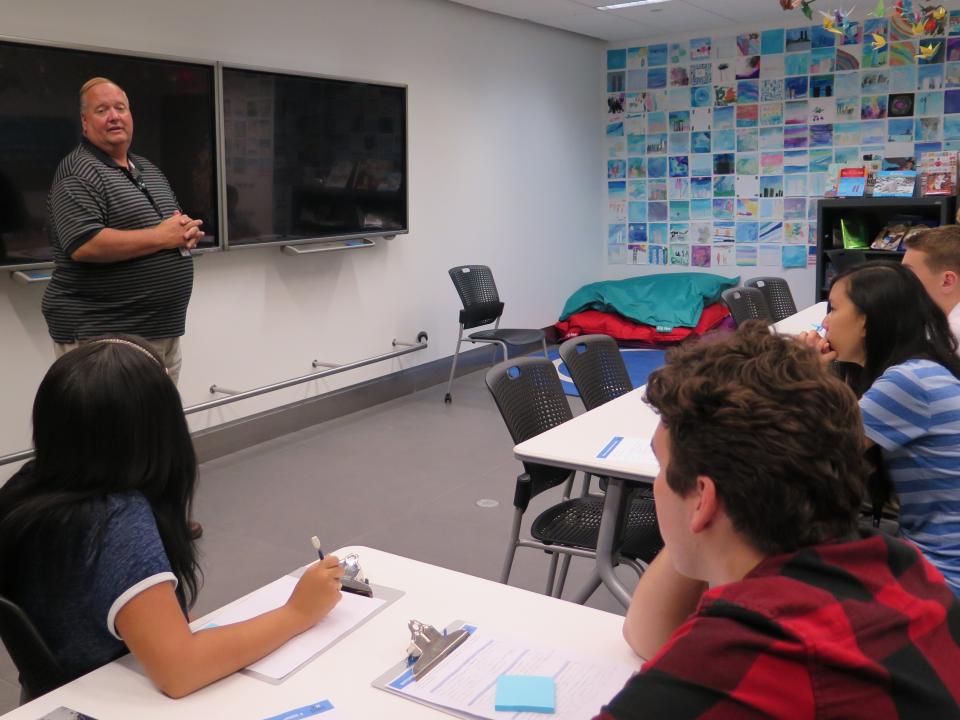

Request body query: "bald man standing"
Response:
[43, 77, 204, 537]
[42, 77, 204, 386]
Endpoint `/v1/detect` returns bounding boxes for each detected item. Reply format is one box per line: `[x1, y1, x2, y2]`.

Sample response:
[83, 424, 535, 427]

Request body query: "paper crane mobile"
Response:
[781, 0, 947, 40]
[780, 0, 818, 20]
[820, 6, 856, 34]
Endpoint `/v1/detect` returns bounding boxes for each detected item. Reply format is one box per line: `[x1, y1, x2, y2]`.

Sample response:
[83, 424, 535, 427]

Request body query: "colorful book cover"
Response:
[873, 171, 917, 198]
[837, 167, 867, 197]
[823, 163, 843, 197]
[862, 159, 882, 197]
[920, 152, 957, 196]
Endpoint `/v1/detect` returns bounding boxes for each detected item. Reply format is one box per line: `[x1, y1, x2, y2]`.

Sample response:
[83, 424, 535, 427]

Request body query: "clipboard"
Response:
[371, 620, 638, 720]
[371, 620, 480, 720]
[204, 572, 405, 685]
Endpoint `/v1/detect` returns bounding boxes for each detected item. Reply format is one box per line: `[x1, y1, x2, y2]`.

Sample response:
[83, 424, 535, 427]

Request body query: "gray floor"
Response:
[0, 365, 637, 712]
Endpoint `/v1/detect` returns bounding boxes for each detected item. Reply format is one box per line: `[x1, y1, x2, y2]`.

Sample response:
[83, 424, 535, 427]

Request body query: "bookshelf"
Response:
[815, 196, 956, 301]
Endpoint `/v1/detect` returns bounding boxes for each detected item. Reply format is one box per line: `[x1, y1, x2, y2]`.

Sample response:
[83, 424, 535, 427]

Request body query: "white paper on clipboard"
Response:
[372, 623, 637, 720]
[204, 574, 400, 683]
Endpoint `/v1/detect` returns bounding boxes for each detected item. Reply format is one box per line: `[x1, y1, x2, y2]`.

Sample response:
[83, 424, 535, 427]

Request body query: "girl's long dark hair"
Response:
[0, 336, 200, 608]
[834, 261, 960, 394]
[832, 261, 960, 523]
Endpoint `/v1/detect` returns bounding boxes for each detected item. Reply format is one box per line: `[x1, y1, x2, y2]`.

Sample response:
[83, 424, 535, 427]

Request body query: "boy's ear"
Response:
[689, 475, 720, 533]
[943, 270, 959, 292]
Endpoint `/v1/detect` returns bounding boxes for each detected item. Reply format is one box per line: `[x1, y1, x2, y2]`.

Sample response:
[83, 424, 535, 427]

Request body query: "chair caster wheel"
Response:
[444, 393, 452, 404]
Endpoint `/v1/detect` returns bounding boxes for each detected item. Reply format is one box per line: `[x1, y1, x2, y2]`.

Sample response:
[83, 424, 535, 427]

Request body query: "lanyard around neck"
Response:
[117, 160, 164, 220]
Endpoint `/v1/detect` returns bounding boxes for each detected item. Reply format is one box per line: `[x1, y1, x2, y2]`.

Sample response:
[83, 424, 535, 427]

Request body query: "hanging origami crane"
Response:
[869, 0, 884, 16]
[821, 6, 857, 34]
[821, 10, 841, 32]
[917, 42, 940, 60]
[870, 31, 888, 50]
[920, 5, 947, 33]
[894, 0, 913, 16]
[780, 0, 818, 19]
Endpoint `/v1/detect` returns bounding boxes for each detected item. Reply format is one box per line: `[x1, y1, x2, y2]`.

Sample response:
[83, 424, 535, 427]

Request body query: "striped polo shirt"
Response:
[41, 140, 193, 342]
[859, 358, 960, 595]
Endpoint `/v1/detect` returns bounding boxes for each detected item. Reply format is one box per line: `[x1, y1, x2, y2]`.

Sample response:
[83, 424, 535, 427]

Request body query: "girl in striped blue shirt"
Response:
[802, 261, 960, 595]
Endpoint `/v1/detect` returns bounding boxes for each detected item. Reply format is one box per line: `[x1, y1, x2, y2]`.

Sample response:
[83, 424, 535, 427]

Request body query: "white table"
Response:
[514, 388, 659, 608]
[1, 546, 636, 720]
[513, 301, 829, 608]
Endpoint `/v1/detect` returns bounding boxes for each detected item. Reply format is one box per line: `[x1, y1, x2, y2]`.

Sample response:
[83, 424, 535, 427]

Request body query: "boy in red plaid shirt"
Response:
[596, 322, 960, 719]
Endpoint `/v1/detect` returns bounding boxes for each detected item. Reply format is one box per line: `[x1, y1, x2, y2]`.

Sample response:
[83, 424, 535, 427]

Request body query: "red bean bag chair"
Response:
[555, 301, 730, 344]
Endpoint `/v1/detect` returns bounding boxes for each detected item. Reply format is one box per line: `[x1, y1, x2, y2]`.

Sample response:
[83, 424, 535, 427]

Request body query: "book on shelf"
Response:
[837, 167, 867, 197]
[824, 163, 843, 197]
[862, 159, 882, 196]
[873, 171, 918, 198]
[841, 216, 869, 249]
[919, 151, 957, 196]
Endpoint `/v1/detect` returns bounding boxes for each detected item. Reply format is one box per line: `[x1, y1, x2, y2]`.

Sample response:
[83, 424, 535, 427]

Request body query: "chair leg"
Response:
[444, 332, 465, 404]
[552, 553, 572, 598]
[580, 472, 593, 497]
[571, 571, 604, 605]
[499, 508, 524, 584]
[541, 337, 548, 359]
[544, 550, 560, 596]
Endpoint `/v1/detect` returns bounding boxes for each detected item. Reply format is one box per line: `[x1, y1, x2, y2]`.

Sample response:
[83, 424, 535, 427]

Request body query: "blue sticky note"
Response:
[495, 675, 556, 714]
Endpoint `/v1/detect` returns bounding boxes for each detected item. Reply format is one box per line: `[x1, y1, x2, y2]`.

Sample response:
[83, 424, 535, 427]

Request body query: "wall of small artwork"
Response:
[604, 5, 960, 307]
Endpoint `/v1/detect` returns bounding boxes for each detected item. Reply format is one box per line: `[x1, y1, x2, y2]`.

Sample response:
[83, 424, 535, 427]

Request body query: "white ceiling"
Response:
[446, 0, 840, 43]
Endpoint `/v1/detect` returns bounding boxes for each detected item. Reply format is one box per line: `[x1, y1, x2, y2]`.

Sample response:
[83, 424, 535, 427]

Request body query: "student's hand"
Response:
[285, 555, 344, 629]
[796, 330, 838, 365]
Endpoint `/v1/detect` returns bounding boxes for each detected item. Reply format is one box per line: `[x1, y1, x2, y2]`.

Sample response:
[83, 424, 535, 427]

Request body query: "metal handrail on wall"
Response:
[0, 332, 429, 468]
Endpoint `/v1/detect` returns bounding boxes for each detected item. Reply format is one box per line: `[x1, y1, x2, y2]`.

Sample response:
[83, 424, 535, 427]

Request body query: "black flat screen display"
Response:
[222, 67, 407, 246]
[0, 39, 218, 269]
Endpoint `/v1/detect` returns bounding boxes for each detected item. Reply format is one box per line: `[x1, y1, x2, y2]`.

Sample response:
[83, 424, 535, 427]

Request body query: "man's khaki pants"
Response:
[54, 336, 183, 386]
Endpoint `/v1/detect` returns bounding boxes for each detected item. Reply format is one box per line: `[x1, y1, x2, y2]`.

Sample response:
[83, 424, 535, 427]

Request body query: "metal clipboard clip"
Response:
[405, 620, 470, 681]
[340, 553, 373, 597]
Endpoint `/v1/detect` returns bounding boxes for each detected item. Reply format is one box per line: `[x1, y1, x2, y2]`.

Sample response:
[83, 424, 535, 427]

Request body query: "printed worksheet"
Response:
[386, 629, 636, 720]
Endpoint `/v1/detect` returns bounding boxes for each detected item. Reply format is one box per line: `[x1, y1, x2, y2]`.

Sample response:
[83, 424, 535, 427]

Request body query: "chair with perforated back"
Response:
[558, 334, 633, 412]
[556, 334, 661, 589]
[445, 265, 548, 404]
[0, 594, 70, 704]
[559, 333, 635, 496]
[485, 357, 663, 600]
[746, 277, 798, 323]
[720, 286, 774, 327]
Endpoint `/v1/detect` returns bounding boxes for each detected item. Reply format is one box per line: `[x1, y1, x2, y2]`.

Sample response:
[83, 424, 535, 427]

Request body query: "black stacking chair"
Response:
[445, 265, 548, 404]
[0, 594, 70, 704]
[721, 286, 773, 326]
[485, 357, 663, 600]
[746, 277, 798, 323]
[559, 333, 634, 498]
[557, 334, 661, 588]
[558, 334, 633, 412]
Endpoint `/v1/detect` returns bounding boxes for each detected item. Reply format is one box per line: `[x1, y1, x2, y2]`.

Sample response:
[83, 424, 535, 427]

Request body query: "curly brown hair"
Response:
[644, 321, 867, 556]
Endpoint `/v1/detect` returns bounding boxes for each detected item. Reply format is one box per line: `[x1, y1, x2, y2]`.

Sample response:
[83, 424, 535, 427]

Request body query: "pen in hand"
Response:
[311, 535, 324, 560]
